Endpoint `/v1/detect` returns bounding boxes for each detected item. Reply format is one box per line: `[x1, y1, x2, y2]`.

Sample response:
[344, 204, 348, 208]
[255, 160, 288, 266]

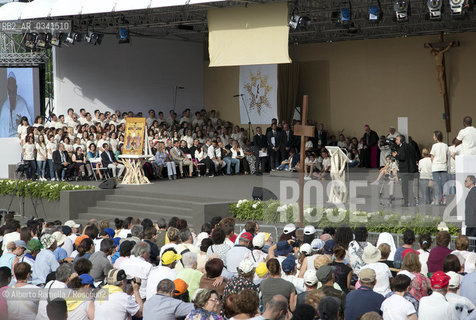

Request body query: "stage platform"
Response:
[67, 167, 455, 231]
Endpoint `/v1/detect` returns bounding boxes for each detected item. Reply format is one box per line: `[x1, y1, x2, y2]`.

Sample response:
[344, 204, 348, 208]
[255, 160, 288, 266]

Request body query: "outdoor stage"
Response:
[67, 168, 454, 231]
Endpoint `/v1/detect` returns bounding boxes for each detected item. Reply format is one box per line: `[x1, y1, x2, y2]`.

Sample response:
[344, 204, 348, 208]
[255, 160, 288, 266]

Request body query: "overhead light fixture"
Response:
[450, 0, 469, 16]
[51, 33, 63, 47]
[118, 28, 129, 44]
[427, 0, 443, 20]
[369, 5, 380, 22]
[394, 0, 410, 21]
[289, 13, 311, 30]
[65, 32, 81, 45]
[36, 33, 51, 49]
[85, 31, 103, 45]
[340, 8, 352, 27]
[24, 33, 37, 49]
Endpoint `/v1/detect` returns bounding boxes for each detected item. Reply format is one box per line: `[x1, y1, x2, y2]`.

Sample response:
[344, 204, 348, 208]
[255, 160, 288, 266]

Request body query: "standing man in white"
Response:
[455, 116, 476, 156]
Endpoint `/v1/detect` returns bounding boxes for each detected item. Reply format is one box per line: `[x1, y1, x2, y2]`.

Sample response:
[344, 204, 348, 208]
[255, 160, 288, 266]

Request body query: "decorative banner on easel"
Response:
[239, 64, 278, 124]
[124, 117, 146, 155]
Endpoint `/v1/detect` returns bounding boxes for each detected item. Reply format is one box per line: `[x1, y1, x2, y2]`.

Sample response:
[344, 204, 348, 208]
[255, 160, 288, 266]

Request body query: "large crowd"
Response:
[0, 214, 475, 320]
[16, 107, 476, 208]
[17, 107, 402, 182]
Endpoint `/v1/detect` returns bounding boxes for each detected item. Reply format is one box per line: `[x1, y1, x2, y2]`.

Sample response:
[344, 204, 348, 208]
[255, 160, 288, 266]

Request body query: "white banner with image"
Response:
[239, 64, 278, 125]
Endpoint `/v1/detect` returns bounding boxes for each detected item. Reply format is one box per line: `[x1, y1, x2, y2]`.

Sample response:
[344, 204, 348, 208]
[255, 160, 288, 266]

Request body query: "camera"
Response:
[16, 162, 30, 173]
[127, 278, 141, 285]
[291, 239, 302, 248]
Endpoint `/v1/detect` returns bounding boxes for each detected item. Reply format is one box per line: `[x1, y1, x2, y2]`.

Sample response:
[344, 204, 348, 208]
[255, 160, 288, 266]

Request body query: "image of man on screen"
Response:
[0, 72, 32, 138]
[464, 175, 476, 237]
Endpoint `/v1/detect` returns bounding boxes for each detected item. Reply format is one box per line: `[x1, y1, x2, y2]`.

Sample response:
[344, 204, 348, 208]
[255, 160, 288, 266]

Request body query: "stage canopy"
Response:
[0, 0, 227, 20]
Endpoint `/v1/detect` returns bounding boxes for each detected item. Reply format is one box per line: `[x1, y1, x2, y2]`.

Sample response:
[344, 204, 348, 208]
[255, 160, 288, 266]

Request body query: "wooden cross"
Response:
[293, 95, 315, 227]
[424, 32, 460, 134]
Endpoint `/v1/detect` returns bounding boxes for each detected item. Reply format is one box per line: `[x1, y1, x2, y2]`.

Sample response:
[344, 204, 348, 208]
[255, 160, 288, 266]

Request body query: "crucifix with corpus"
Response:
[424, 32, 460, 134]
[293, 95, 315, 227]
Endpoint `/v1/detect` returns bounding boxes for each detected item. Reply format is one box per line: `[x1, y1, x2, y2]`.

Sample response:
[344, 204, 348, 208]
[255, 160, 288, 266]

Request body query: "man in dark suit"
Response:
[267, 123, 282, 170]
[101, 143, 125, 178]
[53, 143, 74, 181]
[265, 118, 282, 136]
[253, 127, 268, 176]
[464, 175, 476, 237]
[315, 123, 328, 148]
[393, 135, 418, 207]
[280, 123, 295, 161]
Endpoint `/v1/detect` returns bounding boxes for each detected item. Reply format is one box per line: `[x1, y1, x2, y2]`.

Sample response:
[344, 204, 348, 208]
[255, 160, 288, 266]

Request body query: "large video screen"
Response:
[0, 67, 41, 138]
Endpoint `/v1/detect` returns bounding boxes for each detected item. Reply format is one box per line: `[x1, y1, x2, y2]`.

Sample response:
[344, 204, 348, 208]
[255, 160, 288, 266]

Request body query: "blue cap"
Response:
[274, 241, 293, 256]
[281, 254, 296, 273]
[324, 239, 336, 255]
[104, 228, 115, 239]
[79, 274, 95, 286]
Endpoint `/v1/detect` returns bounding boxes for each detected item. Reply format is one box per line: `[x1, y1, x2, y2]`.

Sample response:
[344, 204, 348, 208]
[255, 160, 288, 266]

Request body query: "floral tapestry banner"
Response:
[239, 64, 278, 125]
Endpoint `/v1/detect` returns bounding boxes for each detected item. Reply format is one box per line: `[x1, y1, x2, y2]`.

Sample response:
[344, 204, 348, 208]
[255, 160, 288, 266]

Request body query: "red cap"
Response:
[240, 232, 253, 242]
[402, 248, 420, 259]
[430, 271, 450, 289]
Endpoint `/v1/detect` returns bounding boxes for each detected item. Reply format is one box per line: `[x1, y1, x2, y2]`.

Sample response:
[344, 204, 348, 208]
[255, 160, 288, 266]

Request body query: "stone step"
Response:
[95, 200, 193, 215]
[112, 189, 225, 203]
[103, 195, 197, 208]
[80, 207, 194, 222]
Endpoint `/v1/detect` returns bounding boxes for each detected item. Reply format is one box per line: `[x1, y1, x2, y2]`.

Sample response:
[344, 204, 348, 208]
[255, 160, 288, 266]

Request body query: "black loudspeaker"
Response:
[99, 178, 117, 189]
[252, 187, 278, 201]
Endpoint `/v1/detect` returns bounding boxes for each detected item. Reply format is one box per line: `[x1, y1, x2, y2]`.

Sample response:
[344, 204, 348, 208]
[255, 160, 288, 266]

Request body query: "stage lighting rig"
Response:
[394, 0, 410, 21]
[36, 33, 51, 49]
[369, 5, 380, 22]
[65, 32, 81, 45]
[340, 8, 352, 27]
[289, 14, 311, 30]
[24, 33, 37, 49]
[118, 28, 129, 44]
[51, 33, 64, 47]
[85, 31, 103, 45]
[427, 0, 443, 20]
[450, 0, 470, 16]
[288, 5, 311, 30]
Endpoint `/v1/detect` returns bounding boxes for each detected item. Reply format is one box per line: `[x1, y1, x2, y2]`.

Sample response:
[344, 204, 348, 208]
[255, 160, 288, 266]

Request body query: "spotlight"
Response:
[36, 33, 51, 49]
[85, 31, 103, 45]
[24, 33, 37, 49]
[65, 32, 81, 45]
[427, 0, 443, 20]
[394, 0, 410, 21]
[339, 8, 353, 27]
[369, 5, 380, 21]
[51, 33, 63, 47]
[118, 28, 129, 44]
[289, 14, 311, 30]
[450, 0, 469, 15]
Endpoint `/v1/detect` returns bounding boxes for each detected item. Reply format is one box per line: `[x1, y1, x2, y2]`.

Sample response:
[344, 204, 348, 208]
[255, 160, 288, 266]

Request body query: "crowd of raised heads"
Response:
[17, 106, 403, 182]
[0, 212, 475, 320]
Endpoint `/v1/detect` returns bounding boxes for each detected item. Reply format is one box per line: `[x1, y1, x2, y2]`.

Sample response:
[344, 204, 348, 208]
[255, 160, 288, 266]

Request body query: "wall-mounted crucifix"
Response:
[424, 32, 460, 134]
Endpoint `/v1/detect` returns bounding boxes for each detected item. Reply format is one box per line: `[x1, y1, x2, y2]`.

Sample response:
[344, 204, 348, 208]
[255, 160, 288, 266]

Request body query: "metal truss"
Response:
[0, 32, 49, 66]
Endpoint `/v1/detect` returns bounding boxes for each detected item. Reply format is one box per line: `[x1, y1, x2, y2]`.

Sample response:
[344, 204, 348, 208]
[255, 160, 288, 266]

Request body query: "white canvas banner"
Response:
[239, 64, 278, 124]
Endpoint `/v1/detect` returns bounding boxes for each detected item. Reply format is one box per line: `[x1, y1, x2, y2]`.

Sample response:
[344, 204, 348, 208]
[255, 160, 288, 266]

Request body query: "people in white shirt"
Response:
[430, 131, 449, 205]
[455, 116, 476, 155]
[381, 273, 417, 320]
[120, 243, 153, 299]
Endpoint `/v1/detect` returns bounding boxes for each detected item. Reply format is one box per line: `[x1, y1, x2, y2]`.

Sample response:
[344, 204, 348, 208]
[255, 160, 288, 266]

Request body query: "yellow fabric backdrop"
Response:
[208, 2, 291, 67]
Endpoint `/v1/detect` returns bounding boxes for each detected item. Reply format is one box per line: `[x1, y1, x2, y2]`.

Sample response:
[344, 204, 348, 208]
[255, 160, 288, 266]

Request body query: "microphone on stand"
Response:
[233, 94, 243, 97]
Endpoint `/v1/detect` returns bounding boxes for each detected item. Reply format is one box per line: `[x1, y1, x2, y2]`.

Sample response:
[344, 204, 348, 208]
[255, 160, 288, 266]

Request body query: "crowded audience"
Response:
[0, 212, 474, 320]
[16, 107, 389, 181]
